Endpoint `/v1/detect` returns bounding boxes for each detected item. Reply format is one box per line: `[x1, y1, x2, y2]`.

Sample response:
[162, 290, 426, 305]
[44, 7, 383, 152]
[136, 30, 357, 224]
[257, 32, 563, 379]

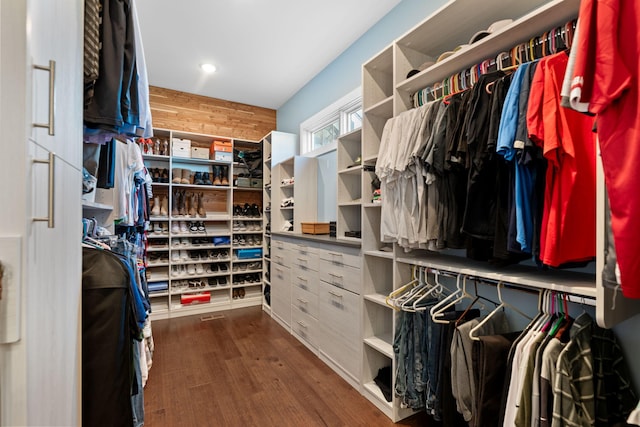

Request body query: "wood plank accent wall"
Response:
[149, 86, 276, 141]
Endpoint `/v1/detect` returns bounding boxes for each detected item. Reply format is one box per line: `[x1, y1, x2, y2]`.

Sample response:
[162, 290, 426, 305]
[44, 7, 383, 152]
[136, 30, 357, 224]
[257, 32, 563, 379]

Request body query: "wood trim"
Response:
[149, 86, 276, 141]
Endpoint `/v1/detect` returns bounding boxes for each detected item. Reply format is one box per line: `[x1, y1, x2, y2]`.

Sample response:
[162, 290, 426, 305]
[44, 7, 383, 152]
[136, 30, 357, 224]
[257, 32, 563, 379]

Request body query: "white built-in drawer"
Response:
[292, 266, 317, 294]
[271, 264, 291, 326]
[271, 245, 291, 268]
[292, 279, 319, 319]
[318, 260, 362, 295]
[291, 306, 318, 350]
[318, 281, 360, 344]
[291, 244, 319, 271]
[318, 248, 361, 269]
[318, 323, 361, 380]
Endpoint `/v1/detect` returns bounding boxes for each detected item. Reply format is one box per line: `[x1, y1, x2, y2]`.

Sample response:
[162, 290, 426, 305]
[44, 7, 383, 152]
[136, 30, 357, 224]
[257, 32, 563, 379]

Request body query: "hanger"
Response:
[431, 275, 474, 324]
[469, 282, 535, 340]
[385, 266, 419, 310]
[412, 269, 446, 311]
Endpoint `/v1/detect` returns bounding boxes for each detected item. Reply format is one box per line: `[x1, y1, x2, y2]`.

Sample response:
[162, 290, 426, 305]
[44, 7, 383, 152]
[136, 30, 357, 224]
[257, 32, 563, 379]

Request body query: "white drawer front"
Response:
[292, 280, 318, 319]
[318, 281, 361, 344]
[271, 264, 291, 326]
[318, 248, 361, 269]
[291, 306, 318, 350]
[318, 260, 362, 295]
[271, 246, 291, 268]
[291, 266, 318, 294]
[292, 253, 319, 272]
[318, 323, 361, 380]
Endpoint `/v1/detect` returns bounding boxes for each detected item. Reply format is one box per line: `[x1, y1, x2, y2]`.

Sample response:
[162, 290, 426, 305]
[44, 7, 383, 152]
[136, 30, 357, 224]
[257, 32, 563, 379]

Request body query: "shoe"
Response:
[232, 289, 239, 299]
[187, 264, 196, 275]
[160, 168, 169, 183]
[181, 237, 190, 246]
[212, 166, 222, 186]
[210, 263, 219, 272]
[171, 190, 179, 217]
[181, 249, 189, 261]
[218, 276, 228, 286]
[238, 288, 245, 299]
[221, 166, 229, 185]
[202, 172, 212, 185]
[181, 169, 192, 185]
[151, 196, 160, 216]
[178, 190, 187, 216]
[195, 263, 204, 274]
[160, 195, 168, 217]
[197, 221, 205, 232]
[172, 168, 183, 184]
[219, 263, 228, 272]
[208, 277, 218, 287]
[171, 265, 179, 277]
[197, 192, 206, 218]
[180, 221, 188, 233]
[189, 221, 198, 233]
[171, 250, 180, 262]
[187, 193, 196, 217]
[190, 251, 200, 261]
[193, 172, 204, 185]
[171, 221, 180, 234]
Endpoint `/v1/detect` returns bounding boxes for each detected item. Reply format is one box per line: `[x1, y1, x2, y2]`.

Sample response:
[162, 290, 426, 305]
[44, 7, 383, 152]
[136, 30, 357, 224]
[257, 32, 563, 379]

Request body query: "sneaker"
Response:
[171, 250, 180, 262]
[181, 250, 189, 261]
[195, 263, 204, 274]
[180, 221, 188, 233]
[171, 222, 180, 234]
[187, 264, 196, 275]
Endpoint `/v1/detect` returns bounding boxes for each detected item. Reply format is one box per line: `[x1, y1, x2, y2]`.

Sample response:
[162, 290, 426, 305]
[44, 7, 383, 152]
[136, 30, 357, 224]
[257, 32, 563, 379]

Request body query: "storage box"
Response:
[301, 222, 330, 235]
[237, 248, 263, 259]
[180, 292, 210, 305]
[172, 138, 191, 158]
[214, 151, 233, 162]
[250, 178, 263, 188]
[191, 146, 209, 159]
[236, 177, 251, 187]
[212, 140, 232, 153]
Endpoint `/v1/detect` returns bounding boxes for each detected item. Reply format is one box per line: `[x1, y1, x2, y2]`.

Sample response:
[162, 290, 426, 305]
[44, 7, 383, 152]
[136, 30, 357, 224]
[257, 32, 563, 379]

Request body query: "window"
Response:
[300, 87, 362, 156]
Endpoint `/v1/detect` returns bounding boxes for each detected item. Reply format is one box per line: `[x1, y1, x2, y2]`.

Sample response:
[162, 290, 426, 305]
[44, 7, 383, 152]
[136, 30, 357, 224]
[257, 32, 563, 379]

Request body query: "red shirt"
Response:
[571, 0, 640, 298]
[527, 52, 596, 267]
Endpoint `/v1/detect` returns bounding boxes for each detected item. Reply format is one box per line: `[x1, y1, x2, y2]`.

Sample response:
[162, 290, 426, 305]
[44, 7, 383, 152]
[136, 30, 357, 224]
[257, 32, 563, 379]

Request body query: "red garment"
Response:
[571, 0, 640, 298]
[527, 52, 596, 267]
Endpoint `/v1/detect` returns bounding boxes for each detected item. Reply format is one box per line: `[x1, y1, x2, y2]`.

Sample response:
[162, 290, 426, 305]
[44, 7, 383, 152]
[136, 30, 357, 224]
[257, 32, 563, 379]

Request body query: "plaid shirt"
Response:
[552, 313, 637, 427]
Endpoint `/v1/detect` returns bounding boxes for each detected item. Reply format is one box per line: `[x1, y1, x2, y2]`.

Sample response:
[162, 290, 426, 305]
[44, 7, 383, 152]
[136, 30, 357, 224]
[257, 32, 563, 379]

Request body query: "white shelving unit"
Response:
[354, 0, 639, 422]
[271, 156, 318, 234]
[261, 131, 297, 312]
[139, 129, 271, 319]
[336, 128, 362, 241]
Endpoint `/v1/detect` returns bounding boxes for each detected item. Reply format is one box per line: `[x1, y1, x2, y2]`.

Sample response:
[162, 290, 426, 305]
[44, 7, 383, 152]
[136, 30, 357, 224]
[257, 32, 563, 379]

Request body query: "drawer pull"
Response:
[327, 252, 342, 257]
[297, 320, 308, 328]
[32, 152, 56, 228]
[33, 60, 56, 135]
[328, 290, 343, 298]
[297, 298, 308, 304]
[297, 276, 307, 282]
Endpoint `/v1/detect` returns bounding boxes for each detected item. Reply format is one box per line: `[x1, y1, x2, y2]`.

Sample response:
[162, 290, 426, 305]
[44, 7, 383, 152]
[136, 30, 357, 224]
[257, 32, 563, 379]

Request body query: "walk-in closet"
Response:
[1, 0, 640, 425]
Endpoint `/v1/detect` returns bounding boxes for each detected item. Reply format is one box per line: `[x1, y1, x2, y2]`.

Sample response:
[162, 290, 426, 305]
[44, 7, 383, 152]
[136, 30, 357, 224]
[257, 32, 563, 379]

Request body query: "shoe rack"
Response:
[142, 129, 267, 319]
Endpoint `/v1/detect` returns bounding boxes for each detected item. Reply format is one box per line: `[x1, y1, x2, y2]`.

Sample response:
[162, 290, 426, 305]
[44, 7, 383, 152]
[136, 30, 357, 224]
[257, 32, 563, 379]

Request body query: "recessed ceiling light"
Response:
[200, 63, 217, 73]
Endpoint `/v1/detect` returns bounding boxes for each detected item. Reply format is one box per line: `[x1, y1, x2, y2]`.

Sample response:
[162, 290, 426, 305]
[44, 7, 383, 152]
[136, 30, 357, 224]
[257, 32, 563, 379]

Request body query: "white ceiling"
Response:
[135, 0, 401, 110]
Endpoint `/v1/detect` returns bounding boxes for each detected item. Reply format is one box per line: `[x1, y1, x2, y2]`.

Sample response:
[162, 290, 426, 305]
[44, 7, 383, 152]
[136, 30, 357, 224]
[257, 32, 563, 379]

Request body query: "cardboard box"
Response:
[301, 222, 330, 235]
[172, 138, 191, 158]
[191, 146, 209, 159]
[214, 151, 233, 162]
[237, 248, 262, 259]
[180, 292, 210, 305]
[250, 178, 263, 188]
[212, 140, 232, 153]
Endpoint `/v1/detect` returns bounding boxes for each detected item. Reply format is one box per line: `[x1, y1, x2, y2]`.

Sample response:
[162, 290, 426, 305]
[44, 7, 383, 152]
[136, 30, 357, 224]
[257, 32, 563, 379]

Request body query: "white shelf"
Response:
[233, 186, 262, 192]
[338, 166, 362, 175]
[364, 293, 389, 307]
[171, 157, 232, 166]
[396, 253, 596, 298]
[149, 216, 170, 221]
[364, 250, 393, 259]
[279, 183, 294, 189]
[142, 154, 170, 161]
[364, 334, 393, 358]
[364, 96, 393, 118]
[172, 183, 231, 190]
[338, 201, 362, 207]
[362, 382, 393, 413]
[363, 154, 378, 163]
[82, 201, 113, 211]
[363, 203, 382, 209]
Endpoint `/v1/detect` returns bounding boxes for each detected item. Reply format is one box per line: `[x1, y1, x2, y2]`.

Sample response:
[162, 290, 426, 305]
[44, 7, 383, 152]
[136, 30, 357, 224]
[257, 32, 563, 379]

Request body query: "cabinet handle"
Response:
[297, 320, 308, 328]
[296, 298, 308, 304]
[329, 273, 343, 280]
[328, 252, 342, 258]
[297, 276, 307, 282]
[33, 60, 56, 136]
[328, 290, 343, 298]
[33, 152, 55, 228]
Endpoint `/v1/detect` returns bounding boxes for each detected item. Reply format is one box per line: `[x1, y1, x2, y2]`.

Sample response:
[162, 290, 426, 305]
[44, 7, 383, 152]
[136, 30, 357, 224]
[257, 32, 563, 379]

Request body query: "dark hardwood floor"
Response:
[143, 307, 433, 426]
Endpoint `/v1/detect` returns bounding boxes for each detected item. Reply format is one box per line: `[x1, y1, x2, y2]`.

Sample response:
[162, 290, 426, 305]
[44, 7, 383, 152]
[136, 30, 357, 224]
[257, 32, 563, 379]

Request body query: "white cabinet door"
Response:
[271, 263, 291, 328]
[27, 141, 82, 426]
[28, 0, 83, 168]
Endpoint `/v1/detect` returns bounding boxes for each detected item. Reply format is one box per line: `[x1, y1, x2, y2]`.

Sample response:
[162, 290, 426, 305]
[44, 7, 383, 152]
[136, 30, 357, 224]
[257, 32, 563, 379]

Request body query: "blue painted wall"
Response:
[277, 0, 447, 222]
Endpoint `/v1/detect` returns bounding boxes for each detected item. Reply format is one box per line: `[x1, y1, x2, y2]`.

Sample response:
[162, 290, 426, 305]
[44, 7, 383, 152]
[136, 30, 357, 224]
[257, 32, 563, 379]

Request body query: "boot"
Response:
[160, 195, 168, 217]
[171, 190, 179, 217]
[172, 168, 183, 184]
[178, 190, 187, 216]
[151, 196, 160, 216]
[202, 172, 212, 185]
[193, 171, 204, 185]
[181, 169, 192, 185]
[188, 192, 196, 217]
[197, 192, 206, 218]
[221, 166, 229, 186]
[212, 166, 222, 186]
